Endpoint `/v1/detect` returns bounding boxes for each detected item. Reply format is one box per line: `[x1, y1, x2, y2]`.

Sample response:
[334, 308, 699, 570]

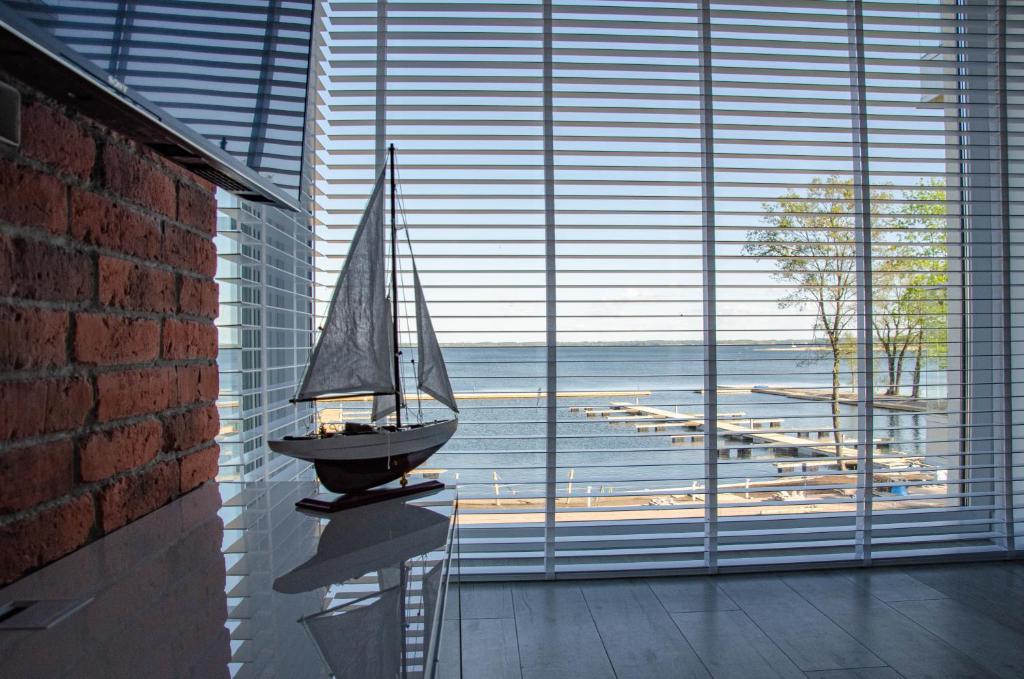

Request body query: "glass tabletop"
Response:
[0, 480, 458, 679]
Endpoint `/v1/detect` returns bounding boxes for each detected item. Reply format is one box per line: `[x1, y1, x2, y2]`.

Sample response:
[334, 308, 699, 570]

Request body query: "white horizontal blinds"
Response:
[387, 0, 548, 577]
[711, 0, 865, 566]
[14, 0, 315, 196]
[549, 2, 708, 574]
[319, 1, 551, 576]
[1008, 3, 1024, 551]
[314, 0, 1018, 576]
[863, 0, 1007, 557]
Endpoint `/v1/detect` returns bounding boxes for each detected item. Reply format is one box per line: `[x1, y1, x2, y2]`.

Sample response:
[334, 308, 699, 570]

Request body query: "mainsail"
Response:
[295, 169, 394, 402]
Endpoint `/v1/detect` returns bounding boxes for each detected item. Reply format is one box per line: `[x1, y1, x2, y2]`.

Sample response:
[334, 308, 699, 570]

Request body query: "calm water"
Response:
[388, 344, 945, 499]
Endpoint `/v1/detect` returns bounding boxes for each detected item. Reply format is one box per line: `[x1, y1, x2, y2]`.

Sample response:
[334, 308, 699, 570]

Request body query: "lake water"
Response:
[389, 344, 944, 499]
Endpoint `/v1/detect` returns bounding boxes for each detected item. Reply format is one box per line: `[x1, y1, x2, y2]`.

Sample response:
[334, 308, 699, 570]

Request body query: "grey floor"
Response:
[448, 560, 1024, 679]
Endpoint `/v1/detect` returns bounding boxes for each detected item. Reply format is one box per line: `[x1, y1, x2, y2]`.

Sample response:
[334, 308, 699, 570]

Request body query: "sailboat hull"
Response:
[269, 419, 457, 494]
[314, 444, 445, 494]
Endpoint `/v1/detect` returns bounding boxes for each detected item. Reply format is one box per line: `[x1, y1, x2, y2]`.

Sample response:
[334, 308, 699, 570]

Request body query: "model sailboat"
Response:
[269, 145, 458, 502]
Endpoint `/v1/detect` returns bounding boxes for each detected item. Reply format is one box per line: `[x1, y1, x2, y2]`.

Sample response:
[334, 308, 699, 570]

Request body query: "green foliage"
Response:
[746, 175, 950, 405]
[872, 179, 949, 395]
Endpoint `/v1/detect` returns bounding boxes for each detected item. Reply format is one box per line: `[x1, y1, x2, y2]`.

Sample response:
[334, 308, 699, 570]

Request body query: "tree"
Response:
[872, 180, 948, 398]
[748, 176, 949, 464]
[744, 176, 871, 458]
[872, 256, 920, 396]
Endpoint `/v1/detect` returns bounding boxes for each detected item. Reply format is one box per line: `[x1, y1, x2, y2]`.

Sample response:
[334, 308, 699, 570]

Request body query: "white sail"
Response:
[371, 392, 397, 423]
[304, 586, 402, 677]
[295, 170, 394, 401]
[414, 268, 459, 413]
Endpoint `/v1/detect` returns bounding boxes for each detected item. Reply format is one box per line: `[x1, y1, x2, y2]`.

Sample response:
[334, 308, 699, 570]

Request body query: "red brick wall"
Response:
[0, 77, 221, 585]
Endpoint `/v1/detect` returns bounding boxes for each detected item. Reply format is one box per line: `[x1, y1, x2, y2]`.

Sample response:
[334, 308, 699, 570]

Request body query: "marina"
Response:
[309, 372, 942, 516]
[577, 403, 930, 477]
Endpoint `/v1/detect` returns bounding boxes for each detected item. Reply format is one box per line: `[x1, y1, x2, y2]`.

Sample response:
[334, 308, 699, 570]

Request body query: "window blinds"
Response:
[313, 0, 1021, 577]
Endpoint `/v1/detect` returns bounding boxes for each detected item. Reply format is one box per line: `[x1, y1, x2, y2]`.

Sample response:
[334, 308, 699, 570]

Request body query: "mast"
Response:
[390, 143, 402, 428]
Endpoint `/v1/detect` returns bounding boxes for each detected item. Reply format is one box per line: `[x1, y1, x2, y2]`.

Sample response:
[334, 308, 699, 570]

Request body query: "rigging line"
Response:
[399, 190, 431, 424]
[391, 204, 415, 421]
[393, 156, 424, 422]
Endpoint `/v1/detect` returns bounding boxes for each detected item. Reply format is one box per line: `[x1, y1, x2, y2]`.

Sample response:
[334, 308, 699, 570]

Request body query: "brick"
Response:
[164, 404, 219, 452]
[162, 318, 217, 360]
[97, 461, 178, 533]
[0, 381, 46, 440]
[44, 378, 93, 433]
[0, 234, 92, 303]
[20, 100, 96, 179]
[80, 420, 163, 482]
[0, 305, 68, 370]
[176, 181, 216, 234]
[0, 440, 74, 513]
[162, 224, 216, 277]
[176, 364, 218, 406]
[98, 256, 175, 313]
[74, 313, 160, 366]
[95, 367, 174, 422]
[101, 143, 176, 217]
[179, 276, 218, 318]
[0, 495, 94, 586]
[70, 189, 161, 259]
[0, 158, 68, 234]
[179, 443, 219, 493]
[0, 377, 92, 441]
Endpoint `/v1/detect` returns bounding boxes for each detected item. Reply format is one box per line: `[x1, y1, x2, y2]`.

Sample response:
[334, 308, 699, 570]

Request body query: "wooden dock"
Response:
[577, 403, 927, 475]
[749, 386, 931, 413]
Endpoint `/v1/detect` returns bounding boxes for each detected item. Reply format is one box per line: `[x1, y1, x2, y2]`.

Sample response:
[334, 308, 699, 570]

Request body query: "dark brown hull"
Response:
[313, 443, 446, 494]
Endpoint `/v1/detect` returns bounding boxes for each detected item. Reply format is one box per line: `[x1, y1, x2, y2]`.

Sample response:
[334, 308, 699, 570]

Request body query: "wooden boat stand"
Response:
[296, 479, 445, 513]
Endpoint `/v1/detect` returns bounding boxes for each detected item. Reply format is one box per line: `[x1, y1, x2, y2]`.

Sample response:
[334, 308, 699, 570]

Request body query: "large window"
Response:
[313, 0, 1020, 576]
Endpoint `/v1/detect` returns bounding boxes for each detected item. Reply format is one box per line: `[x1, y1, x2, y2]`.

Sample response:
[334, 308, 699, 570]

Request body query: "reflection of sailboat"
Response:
[273, 494, 448, 594]
[305, 586, 404, 679]
[273, 495, 450, 679]
[269, 145, 458, 498]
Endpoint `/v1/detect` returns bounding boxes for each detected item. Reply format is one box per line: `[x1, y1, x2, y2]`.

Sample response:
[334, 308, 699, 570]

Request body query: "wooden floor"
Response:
[442, 560, 1024, 679]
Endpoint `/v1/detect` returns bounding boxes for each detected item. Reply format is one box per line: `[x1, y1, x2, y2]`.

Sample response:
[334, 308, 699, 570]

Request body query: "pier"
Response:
[749, 386, 931, 413]
[574, 403, 929, 478]
[692, 385, 933, 413]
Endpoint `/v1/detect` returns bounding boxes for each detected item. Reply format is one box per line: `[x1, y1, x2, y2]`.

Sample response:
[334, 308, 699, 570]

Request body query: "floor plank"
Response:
[511, 582, 616, 679]
[804, 669, 904, 679]
[459, 582, 514, 620]
[461, 618, 521, 679]
[716, 574, 806, 608]
[738, 598, 886, 672]
[582, 579, 711, 679]
[903, 564, 1024, 633]
[783, 572, 997, 679]
[673, 609, 805, 679]
[435, 618, 462, 679]
[890, 598, 1024, 679]
[647, 575, 740, 613]
[838, 568, 946, 603]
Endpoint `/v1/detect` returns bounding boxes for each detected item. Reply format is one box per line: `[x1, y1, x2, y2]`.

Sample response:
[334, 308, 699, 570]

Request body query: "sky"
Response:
[310, 0, 960, 345]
